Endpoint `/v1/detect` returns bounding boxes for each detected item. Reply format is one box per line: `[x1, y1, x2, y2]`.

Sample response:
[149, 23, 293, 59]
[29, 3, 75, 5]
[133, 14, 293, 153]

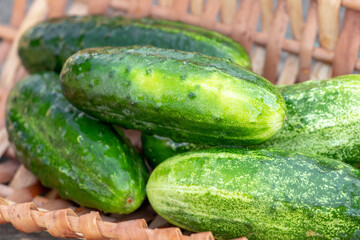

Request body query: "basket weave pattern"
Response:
[0, 0, 360, 239]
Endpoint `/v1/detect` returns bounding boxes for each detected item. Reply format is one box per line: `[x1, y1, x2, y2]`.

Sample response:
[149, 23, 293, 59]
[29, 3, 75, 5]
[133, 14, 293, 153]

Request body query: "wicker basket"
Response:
[0, 0, 359, 239]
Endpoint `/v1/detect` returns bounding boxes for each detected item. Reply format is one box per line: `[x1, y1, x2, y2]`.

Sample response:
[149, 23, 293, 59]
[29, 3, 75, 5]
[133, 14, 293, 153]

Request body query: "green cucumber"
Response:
[147, 148, 360, 240]
[143, 75, 360, 168]
[18, 15, 251, 73]
[6, 72, 149, 214]
[61, 46, 286, 145]
[261, 75, 360, 167]
[142, 134, 206, 168]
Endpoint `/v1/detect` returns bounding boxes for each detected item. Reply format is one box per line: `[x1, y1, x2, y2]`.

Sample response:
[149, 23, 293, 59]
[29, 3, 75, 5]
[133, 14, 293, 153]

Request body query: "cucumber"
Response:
[142, 134, 206, 168]
[61, 46, 286, 145]
[147, 148, 360, 240]
[262, 75, 360, 167]
[18, 15, 251, 73]
[6, 72, 149, 214]
[143, 75, 360, 168]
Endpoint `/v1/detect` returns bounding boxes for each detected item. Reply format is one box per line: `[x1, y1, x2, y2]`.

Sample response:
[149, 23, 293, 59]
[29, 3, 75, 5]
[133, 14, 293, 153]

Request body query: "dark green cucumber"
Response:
[6, 72, 149, 214]
[18, 15, 251, 73]
[142, 134, 206, 168]
[143, 75, 360, 168]
[147, 148, 360, 240]
[61, 46, 286, 145]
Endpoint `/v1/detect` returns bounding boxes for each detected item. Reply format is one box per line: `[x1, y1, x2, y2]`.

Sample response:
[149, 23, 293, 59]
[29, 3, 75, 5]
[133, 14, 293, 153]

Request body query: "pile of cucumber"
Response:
[5, 15, 360, 239]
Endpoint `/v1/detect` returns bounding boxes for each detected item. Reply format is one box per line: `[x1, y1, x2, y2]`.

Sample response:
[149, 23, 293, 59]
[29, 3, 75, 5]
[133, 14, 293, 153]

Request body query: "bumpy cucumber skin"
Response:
[61, 46, 286, 145]
[261, 75, 360, 167]
[18, 15, 251, 73]
[6, 72, 149, 214]
[147, 148, 360, 240]
[142, 134, 206, 167]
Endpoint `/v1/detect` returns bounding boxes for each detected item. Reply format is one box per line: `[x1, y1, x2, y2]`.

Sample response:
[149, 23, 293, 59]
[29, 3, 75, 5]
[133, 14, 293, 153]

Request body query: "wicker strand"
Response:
[0, 127, 8, 158]
[172, 0, 191, 22]
[277, 55, 299, 84]
[9, 202, 44, 233]
[332, 8, 360, 76]
[33, 197, 75, 212]
[221, 0, 236, 24]
[318, 0, 341, 51]
[79, 211, 103, 240]
[251, 0, 274, 75]
[0, 41, 12, 66]
[190, 0, 203, 16]
[152, 0, 173, 19]
[259, 0, 274, 32]
[342, 0, 360, 11]
[45, 208, 82, 238]
[0, 0, 48, 89]
[109, 0, 128, 13]
[6, 183, 44, 203]
[231, 0, 260, 53]
[0, 197, 9, 224]
[154, 0, 184, 21]
[127, 0, 152, 18]
[0, 87, 10, 127]
[310, 0, 341, 80]
[159, 0, 174, 8]
[277, 0, 303, 85]
[9, 165, 37, 189]
[263, 0, 289, 83]
[106, 0, 360, 17]
[68, 1, 88, 16]
[0, 197, 217, 240]
[0, 26, 17, 41]
[4, 147, 16, 159]
[15, 66, 28, 83]
[0, 0, 26, 64]
[0, 184, 14, 199]
[0, 159, 20, 184]
[298, 0, 318, 82]
[201, 0, 221, 29]
[48, 0, 67, 18]
[286, 0, 303, 41]
[88, 0, 110, 15]
[10, 0, 27, 27]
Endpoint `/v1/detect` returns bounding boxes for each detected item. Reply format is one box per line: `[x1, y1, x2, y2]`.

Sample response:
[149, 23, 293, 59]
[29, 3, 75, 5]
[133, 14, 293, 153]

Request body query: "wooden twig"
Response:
[0, 25, 17, 41]
[0, 128, 9, 158]
[9, 165, 37, 189]
[0, 159, 21, 184]
[0, 0, 48, 89]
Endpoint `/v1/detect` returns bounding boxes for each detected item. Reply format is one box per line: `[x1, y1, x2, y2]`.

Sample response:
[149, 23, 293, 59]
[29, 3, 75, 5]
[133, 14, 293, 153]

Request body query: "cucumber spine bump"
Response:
[18, 15, 251, 73]
[6, 72, 149, 214]
[147, 148, 360, 240]
[61, 46, 286, 145]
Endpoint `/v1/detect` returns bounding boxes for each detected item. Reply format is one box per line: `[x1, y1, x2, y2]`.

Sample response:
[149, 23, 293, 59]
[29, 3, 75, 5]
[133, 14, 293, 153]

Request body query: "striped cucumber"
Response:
[147, 148, 360, 240]
[61, 46, 286, 145]
[263, 74, 360, 167]
[143, 75, 360, 167]
[18, 15, 251, 73]
[6, 72, 149, 214]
